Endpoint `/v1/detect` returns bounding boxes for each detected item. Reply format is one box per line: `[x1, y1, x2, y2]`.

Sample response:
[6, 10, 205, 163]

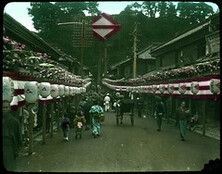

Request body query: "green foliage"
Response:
[177, 2, 214, 24]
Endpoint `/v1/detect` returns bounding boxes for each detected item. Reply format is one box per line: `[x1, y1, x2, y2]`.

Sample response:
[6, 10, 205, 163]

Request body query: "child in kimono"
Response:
[73, 111, 86, 139]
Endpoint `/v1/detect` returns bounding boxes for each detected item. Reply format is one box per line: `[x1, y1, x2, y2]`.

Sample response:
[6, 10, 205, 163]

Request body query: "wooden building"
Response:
[109, 44, 158, 79]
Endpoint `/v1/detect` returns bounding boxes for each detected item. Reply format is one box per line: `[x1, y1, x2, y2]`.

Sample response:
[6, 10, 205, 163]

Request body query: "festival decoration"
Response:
[64, 86, 69, 96]
[24, 81, 38, 103]
[3, 76, 14, 102]
[59, 85, 65, 96]
[159, 84, 164, 94]
[191, 81, 200, 95]
[210, 79, 220, 94]
[168, 84, 174, 94]
[50, 84, 59, 98]
[179, 83, 187, 94]
[39, 82, 51, 98]
[152, 85, 157, 93]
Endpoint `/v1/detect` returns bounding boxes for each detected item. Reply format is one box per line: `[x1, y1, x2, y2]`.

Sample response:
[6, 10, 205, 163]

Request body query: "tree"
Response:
[28, 2, 60, 32]
[86, 2, 101, 16]
[142, 1, 159, 18]
[157, 1, 168, 18]
[177, 2, 214, 24]
[166, 2, 177, 18]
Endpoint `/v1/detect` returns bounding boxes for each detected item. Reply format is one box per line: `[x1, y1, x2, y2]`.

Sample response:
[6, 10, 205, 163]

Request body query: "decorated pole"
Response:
[24, 81, 38, 155]
[50, 84, 59, 137]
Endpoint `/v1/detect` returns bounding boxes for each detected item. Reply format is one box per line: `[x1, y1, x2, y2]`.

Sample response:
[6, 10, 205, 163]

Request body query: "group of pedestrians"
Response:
[61, 92, 104, 141]
[154, 96, 191, 141]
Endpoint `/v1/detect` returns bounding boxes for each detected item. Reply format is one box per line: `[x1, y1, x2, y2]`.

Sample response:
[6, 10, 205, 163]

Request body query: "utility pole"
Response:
[133, 22, 138, 79]
[104, 42, 107, 77]
[80, 20, 85, 78]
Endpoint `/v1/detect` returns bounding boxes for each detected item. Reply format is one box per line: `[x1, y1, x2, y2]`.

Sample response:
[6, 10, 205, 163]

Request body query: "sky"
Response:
[3, 1, 219, 32]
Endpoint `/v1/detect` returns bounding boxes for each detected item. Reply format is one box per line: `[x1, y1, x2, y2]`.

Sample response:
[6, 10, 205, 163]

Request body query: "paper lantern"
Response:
[191, 81, 199, 95]
[69, 86, 73, 95]
[50, 84, 59, 98]
[73, 87, 77, 94]
[77, 87, 81, 94]
[3, 77, 14, 102]
[179, 83, 186, 94]
[210, 79, 220, 94]
[10, 96, 18, 107]
[39, 82, 51, 98]
[141, 86, 146, 93]
[64, 86, 69, 96]
[72, 87, 76, 95]
[24, 81, 38, 103]
[159, 84, 164, 94]
[168, 84, 174, 94]
[59, 84, 65, 96]
[147, 86, 152, 93]
[152, 85, 157, 93]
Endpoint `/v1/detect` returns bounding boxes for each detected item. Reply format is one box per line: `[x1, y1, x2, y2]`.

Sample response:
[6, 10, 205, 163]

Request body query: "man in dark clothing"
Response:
[136, 97, 144, 118]
[3, 100, 22, 171]
[61, 114, 71, 141]
[155, 97, 165, 131]
[176, 101, 190, 141]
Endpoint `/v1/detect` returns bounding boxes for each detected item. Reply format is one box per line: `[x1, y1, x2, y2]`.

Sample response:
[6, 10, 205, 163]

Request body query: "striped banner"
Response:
[102, 77, 220, 100]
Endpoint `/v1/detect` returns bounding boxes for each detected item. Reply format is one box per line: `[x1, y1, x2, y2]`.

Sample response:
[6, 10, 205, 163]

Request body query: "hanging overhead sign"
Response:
[92, 13, 121, 41]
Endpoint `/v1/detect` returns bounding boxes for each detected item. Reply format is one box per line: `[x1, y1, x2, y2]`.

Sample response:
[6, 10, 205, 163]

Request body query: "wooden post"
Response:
[104, 43, 107, 77]
[97, 45, 102, 87]
[57, 101, 61, 132]
[42, 104, 46, 144]
[202, 100, 206, 136]
[50, 102, 54, 137]
[28, 104, 34, 155]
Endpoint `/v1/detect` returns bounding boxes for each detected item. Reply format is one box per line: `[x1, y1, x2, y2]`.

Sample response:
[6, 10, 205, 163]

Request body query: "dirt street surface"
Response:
[16, 111, 220, 172]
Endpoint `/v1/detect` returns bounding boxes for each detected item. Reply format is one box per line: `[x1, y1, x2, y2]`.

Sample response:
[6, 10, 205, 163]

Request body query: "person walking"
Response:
[136, 97, 144, 118]
[155, 97, 165, 131]
[61, 114, 71, 141]
[79, 96, 90, 130]
[73, 111, 86, 139]
[89, 98, 104, 138]
[3, 100, 22, 171]
[104, 93, 111, 112]
[176, 101, 190, 141]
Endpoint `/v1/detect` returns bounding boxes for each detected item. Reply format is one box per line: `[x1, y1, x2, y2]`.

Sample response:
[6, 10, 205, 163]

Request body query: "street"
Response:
[16, 110, 220, 172]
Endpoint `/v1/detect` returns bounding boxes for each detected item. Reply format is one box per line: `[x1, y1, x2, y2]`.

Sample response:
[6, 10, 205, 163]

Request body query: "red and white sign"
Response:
[92, 13, 121, 41]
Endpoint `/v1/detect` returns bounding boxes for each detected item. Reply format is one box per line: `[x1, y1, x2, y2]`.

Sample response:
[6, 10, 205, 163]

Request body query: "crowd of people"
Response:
[3, 86, 193, 172]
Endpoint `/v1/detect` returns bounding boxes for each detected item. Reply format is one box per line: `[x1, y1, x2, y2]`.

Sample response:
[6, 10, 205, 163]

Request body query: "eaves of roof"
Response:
[151, 21, 210, 54]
